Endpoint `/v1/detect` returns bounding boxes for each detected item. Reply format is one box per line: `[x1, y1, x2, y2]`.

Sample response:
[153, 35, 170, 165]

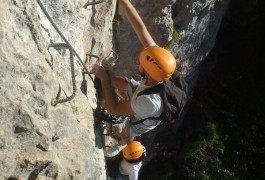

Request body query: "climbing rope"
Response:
[37, 0, 118, 106]
[48, 43, 76, 106]
[83, 0, 106, 9]
[36, 0, 92, 77]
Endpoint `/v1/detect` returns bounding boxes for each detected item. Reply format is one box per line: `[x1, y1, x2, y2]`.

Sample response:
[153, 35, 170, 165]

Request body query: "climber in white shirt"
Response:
[91, 0, 176, 145]
[105, 141, 146, 180]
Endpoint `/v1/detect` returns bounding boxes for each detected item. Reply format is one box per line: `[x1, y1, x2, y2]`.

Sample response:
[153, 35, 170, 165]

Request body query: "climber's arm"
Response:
[91, 64, 135, 115]
[119, 0, 155, 48]
[111, 76, 129, 100]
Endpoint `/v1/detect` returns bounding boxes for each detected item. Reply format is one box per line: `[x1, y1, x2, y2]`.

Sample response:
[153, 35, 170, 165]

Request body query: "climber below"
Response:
[105, 141, 146, 180]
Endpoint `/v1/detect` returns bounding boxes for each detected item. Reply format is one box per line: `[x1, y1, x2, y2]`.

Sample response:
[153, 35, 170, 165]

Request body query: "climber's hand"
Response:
[91, 63, 109, 82]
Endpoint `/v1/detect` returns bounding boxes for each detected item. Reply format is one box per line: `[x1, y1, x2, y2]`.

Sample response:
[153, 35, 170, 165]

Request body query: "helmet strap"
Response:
[139, 69, 148, 80]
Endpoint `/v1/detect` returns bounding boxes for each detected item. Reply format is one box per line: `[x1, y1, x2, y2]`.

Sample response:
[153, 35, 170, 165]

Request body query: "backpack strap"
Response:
[130, 83, 164, 125]
[136, 83, 163, 97]
[129, 116, 157, 125]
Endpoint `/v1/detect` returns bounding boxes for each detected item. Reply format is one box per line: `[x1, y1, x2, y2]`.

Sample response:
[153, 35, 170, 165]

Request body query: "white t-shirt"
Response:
[125, 80, 164, 137]
[119, 158, 143, 180]
[104, 144, 146, 180]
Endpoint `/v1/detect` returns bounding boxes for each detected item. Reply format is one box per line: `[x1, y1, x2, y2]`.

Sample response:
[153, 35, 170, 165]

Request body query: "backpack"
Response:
[130, 70, 188, 125]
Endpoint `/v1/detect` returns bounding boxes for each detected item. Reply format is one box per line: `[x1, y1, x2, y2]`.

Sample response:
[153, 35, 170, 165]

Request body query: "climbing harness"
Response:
[94, 107, 127, 136]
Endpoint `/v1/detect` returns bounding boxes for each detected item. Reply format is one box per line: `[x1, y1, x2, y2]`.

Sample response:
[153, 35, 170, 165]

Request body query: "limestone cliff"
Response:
[0, 0, 229, 179]
[0, 0, 115, 179]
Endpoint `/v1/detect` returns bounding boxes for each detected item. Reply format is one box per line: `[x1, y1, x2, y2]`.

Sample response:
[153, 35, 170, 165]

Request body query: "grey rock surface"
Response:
[0, 0, 115, 179]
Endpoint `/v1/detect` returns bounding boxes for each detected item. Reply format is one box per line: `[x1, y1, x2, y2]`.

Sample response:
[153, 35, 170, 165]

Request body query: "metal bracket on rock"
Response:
[48, 43, 76, 107]
[36, 0, 115, 106]
[85, 50, 119, 71]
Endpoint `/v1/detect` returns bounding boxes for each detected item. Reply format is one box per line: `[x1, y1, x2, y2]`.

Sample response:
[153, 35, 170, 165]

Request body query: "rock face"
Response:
[0, 0, 115, 179]
[0, 0, 230, 179]
[172, 0, 231, 93]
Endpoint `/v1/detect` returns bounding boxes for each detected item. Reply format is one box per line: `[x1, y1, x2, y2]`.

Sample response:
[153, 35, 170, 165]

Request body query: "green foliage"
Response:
[176, 122, 233, 180]
[113, 13, 123, 28]
[140, 121, 235, 180]
[164, 28, 180, 49]
[113, 3, 124, 28]
[172, 28, 180, 42]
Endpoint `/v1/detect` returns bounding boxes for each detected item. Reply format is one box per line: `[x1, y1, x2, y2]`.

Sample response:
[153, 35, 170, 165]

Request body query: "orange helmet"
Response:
[139, 46, 176, 82]
[122, 141, 144, 161]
